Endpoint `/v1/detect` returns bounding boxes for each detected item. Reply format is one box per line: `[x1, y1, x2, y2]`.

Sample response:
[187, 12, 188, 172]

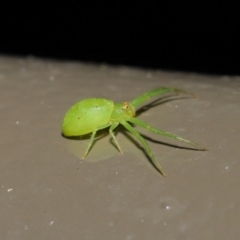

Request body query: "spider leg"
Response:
[129, 117, 207, 150]
[109, 122, 123, 154]
[82, 123, 111, 159]
[120, 120, 166, 176]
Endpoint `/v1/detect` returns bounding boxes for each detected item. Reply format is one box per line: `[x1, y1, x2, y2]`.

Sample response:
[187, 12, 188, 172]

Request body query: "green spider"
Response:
[62, 87, 206, 176]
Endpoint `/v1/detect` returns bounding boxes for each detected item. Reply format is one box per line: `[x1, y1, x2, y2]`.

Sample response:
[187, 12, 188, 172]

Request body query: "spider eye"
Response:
[122, 102, 129, 110]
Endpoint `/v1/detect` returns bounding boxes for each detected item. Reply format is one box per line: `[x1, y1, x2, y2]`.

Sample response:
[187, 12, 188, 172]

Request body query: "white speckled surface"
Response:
[0, 56, 239, 240]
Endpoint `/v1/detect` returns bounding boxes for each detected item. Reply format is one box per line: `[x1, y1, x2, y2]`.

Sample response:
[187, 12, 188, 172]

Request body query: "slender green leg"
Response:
[82, 123, 111, 159]
[130, 87, 195, 108]
[109, 122, 123, 154]
[120, 120, 166, 176]
[129, 117, 207, 150]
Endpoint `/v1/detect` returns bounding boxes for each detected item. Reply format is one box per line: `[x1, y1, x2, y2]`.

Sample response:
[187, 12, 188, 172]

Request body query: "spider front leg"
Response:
[129, 117, 207, 150]
[120, 120, 166, 176]
[130, 87, 196, 108]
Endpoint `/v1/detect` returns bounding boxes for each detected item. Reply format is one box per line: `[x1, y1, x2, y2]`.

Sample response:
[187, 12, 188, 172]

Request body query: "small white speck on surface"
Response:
[16, 121, 19, 125]
[7, 188, 13, 192]
[49, 221, 54, 226]
[165, 205, 171, 210]
[224, 165, 231, 173]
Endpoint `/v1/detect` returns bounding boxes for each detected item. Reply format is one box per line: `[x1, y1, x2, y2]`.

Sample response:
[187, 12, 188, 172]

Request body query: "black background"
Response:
[1, 3, 239, 75]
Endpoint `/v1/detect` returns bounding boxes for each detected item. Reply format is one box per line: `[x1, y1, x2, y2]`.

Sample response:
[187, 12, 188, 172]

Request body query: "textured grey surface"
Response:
[0, 56, 239, 240]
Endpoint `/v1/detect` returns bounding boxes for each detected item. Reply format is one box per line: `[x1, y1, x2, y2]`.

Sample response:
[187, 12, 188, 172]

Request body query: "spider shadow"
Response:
[135, 95, 194, 117]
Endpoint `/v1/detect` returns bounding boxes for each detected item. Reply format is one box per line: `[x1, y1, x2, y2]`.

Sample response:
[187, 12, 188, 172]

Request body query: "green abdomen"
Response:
[62, 98, 114, 136]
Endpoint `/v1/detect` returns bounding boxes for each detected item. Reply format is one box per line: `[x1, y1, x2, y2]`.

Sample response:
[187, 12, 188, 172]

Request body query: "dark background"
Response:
[1, 4, 239, 75]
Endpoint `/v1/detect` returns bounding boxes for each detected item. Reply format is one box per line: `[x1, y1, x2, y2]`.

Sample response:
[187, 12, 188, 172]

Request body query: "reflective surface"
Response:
[0, 56, 239, 240]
